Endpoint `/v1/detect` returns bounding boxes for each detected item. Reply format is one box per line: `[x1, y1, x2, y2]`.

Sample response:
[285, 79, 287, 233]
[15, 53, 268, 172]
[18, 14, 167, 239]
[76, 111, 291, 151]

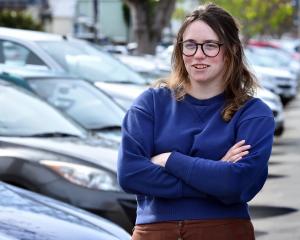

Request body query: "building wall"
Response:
[76, 0, 129, 43]
[50, 17, 74, 35]
[48, 0, 76, 35]
[100, 0, 128, 43]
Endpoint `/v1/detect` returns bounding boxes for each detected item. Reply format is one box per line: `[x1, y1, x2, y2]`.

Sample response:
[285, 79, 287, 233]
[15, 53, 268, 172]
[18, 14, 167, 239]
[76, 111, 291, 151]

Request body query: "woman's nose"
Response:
[194, 46, 206, 58]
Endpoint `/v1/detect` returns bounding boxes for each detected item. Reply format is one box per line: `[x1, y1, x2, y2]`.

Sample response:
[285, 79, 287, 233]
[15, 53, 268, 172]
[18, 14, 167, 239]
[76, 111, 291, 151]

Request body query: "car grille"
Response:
[278, 84, 292, 89]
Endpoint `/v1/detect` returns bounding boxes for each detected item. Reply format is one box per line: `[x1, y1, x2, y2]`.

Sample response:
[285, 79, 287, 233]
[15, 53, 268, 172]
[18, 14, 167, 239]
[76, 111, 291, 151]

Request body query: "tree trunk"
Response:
[124, 0, 176, 55]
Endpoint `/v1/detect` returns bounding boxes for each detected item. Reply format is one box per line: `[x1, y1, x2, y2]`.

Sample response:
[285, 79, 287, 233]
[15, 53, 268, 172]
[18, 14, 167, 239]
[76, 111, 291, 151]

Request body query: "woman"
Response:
[118, 3, 274, 240]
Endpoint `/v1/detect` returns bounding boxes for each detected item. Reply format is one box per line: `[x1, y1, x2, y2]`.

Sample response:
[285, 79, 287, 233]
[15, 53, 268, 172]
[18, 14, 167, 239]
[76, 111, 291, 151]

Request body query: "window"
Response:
[0, 40, 48, 68]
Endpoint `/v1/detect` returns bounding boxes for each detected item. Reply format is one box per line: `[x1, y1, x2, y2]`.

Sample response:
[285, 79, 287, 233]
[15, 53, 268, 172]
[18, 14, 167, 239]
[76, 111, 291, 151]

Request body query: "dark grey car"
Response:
[0, 81, 136, 232]
[0, 181, 130, 239]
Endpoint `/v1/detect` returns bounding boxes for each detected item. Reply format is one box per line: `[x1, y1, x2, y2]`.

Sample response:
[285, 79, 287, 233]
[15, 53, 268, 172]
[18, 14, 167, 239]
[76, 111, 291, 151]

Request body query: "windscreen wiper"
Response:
[26, 132, 82, 138]
[90, 125, 121, 132]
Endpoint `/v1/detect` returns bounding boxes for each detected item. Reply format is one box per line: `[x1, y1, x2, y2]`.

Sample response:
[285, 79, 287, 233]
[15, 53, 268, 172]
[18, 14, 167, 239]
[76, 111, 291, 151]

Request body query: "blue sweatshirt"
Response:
[118, 87, 275, 224]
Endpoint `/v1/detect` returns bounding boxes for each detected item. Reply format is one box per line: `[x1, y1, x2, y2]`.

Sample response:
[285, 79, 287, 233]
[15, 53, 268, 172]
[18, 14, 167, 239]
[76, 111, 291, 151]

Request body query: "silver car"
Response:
[255, 87, 284, 136]
[245, 48, 297, 104]
[0, 27, 148, 109]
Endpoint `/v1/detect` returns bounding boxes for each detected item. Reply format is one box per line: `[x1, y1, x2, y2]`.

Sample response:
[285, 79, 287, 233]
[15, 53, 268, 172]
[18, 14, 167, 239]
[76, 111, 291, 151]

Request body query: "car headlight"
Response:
[40, 160, 120, 191]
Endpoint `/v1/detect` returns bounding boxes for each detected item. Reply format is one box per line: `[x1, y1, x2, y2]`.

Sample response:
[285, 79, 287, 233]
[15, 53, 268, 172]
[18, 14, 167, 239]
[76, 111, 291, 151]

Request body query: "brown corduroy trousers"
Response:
[132, 219, 255, 240]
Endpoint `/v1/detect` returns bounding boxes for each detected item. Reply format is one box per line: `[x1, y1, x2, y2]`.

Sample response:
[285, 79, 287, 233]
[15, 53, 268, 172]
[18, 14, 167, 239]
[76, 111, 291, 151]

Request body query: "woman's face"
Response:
[182, 20, 225, 89]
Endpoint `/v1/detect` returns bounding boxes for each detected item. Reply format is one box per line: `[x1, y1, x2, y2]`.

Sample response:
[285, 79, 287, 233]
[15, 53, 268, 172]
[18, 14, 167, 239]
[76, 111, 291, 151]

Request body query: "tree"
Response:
[0, 10, 43, 31]
[201, 0, 294, 42]
[124, 0, 176, 54]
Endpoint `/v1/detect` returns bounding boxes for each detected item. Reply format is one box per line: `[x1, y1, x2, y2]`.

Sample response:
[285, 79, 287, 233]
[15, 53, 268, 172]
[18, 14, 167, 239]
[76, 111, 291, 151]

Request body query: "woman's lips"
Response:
[192, 64, 210, 69]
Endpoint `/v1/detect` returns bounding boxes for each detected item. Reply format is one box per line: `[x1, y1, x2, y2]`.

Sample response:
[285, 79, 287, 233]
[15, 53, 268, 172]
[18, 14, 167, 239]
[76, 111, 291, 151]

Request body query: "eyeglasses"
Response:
[179, 40, 223, 57]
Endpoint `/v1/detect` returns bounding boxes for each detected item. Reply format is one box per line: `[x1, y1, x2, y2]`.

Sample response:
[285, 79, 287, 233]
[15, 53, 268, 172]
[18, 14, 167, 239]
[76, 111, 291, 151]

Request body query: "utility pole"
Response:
[293, 0, 300, 37]
[297, 0, 300, 38]
[93, 0, 99, 43]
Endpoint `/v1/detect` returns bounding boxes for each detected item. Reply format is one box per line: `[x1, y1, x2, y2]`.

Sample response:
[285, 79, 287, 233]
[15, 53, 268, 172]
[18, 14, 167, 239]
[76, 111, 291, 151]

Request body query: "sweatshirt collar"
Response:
[184, 92, 225, 106]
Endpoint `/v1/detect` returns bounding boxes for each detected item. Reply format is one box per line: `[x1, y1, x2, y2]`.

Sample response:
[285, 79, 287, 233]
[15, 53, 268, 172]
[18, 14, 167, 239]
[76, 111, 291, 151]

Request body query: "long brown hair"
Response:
[156, 3, 257, 121]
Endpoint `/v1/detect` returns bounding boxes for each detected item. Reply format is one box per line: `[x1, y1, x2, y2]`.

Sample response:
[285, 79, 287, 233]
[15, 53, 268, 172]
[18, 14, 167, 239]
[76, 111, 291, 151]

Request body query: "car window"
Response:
[37, 40, 147, 84]
[245, 49, 281, 68]
[29, 79, 125, 129]
[0, 40, 48, 68]
[0, 84, 86, 137]
[250, 47, 290, 66]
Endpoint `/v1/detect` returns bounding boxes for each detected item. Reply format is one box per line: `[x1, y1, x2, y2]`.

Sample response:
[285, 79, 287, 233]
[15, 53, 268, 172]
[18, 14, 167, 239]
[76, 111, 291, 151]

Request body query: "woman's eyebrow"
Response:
[182, 39, 220, 43]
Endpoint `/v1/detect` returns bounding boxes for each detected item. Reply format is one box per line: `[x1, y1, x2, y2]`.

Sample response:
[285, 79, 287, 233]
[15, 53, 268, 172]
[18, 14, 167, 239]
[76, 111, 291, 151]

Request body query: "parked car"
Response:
[0, 81, 136, 232]
[255, 87, 284, 136]
[247, 46, 300, 82]
[114, 54, 170, 83]
[0, 67, 125, 142]
[0, 27, 148, 109]
[248, 38, 300, 61]
[272, 38, 300, 60]
[253, 69, 280, 95]
[0, 181, 130, 240]
[245, 48, 297, 104]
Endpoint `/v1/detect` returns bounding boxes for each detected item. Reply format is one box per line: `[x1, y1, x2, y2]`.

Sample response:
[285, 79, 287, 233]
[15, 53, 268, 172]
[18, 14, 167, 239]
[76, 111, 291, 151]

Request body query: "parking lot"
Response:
[251, 92, 300, 239]
[1, 25, 300, 238]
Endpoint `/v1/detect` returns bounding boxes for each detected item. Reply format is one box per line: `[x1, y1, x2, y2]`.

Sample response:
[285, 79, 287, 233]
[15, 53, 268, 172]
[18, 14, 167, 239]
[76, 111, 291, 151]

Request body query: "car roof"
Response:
[0, 27, 64, 42]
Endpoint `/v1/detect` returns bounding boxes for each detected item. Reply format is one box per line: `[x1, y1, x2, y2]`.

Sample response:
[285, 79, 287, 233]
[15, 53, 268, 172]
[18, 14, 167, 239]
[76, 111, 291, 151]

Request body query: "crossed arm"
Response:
[151, 140, 251, 167]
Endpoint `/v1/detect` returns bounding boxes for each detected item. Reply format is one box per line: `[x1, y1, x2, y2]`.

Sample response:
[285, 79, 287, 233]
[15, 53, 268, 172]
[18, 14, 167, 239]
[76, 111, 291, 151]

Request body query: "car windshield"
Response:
[37, 40, 147, 84]
[250, 48, 291, 66]
[29, 78, 125, 130]
[0, 84, 86, 137]
[280, 40, 300, 53]
[245, 50, 281, 68]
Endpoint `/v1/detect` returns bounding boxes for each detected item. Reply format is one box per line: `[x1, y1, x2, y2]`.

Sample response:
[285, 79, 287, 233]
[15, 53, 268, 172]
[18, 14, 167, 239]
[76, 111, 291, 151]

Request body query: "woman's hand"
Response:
[221, 140, 251, 163]
[151, 152, 171, 167]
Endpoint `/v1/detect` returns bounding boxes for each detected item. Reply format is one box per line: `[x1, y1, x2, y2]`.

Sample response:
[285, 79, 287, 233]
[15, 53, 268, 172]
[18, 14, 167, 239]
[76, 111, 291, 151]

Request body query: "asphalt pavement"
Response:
[250, 92, 300, 239]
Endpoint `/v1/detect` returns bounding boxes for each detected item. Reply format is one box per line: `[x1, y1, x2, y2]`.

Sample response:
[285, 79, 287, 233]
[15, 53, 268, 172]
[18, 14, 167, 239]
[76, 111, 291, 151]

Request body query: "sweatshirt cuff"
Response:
[165, 151, 195, 184]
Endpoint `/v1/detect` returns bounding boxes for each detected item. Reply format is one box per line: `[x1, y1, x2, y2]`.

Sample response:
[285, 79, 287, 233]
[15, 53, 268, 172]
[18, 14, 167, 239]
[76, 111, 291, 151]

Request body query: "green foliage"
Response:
[173, 7, 186, 20]
[0, 10, 43, 31]
[200, 0, 294, 39]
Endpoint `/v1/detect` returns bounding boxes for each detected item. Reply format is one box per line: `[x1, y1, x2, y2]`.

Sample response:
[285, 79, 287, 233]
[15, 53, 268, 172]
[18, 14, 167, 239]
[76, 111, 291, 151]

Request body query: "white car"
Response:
[115, 54, 170, 83]
[248, 46, 300, 82]
[245, 49, 297, 104]
[0, 27, 148, 109]
[255, 87, 284, 136]
[272, 38, 300, 58]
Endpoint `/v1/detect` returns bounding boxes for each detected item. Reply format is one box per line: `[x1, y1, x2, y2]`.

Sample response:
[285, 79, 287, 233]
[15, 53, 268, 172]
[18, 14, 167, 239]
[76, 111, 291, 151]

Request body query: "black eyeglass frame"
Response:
[179, 40, 224, 57]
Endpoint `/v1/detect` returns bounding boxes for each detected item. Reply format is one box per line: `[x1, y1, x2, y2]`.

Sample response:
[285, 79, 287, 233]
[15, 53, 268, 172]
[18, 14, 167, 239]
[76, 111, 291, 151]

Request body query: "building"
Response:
[75, 0, 129, 43]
